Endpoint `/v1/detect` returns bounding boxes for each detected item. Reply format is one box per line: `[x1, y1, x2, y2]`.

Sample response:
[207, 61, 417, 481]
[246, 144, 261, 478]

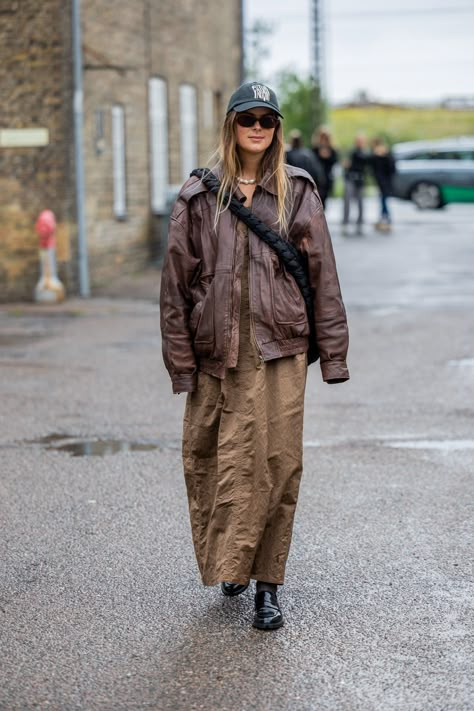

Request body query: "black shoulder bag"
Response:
[190, 168, 319, 364]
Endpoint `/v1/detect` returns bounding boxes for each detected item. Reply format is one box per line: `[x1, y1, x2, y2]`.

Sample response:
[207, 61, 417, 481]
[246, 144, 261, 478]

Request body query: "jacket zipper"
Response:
[247, 224, 264, 362]
[225, 213, 239, 365]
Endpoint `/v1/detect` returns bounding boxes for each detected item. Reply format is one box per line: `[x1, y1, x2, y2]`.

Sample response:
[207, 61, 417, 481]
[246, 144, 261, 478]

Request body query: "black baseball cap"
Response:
[226, 81, 283, 118]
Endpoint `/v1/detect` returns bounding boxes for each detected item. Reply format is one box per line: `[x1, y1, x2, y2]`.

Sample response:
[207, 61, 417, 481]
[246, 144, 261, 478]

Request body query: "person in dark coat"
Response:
[342, 134, 368, 236]
[312, 126, 339, 208]
[286, 129, 326, 197]
[368, 137, 396, 231]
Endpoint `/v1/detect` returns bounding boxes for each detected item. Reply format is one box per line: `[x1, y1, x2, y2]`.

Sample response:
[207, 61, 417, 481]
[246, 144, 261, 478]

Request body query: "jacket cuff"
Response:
[321, 360, 350, 383]
[172, 373, 197, 394]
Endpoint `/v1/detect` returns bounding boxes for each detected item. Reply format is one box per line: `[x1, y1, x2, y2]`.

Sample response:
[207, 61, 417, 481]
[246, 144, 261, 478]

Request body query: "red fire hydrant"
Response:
[34, 210, 65, 303]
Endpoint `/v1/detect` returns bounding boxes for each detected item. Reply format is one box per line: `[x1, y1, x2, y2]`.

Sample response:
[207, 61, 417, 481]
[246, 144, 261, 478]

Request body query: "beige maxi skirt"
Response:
[182, 225, 307, 586]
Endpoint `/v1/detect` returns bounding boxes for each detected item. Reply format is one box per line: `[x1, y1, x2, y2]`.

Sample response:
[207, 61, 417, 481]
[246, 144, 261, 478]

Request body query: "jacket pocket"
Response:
[269, 254, 307, 327]
[190, 274, 215, 347]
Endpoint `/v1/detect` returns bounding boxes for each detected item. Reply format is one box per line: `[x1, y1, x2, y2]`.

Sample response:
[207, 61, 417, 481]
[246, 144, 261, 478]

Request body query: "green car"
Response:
[392, 136, 474, 209]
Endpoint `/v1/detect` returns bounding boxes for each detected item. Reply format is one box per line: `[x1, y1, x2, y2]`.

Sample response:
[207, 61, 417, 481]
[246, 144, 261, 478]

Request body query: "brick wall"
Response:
[81, 0, 151, 289]
[0, 0, 74, 302]
[81, 0, 242, 289]
[0, 0, 242, 300]
[150, 0, 243, 183]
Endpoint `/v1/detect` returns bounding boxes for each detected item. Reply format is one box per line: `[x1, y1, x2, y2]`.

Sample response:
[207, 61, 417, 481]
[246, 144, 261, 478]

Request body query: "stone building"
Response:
[0, 0, 243, 301]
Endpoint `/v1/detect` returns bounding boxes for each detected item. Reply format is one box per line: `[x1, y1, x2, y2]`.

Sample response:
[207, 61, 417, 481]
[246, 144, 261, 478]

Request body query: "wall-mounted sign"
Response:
[0, 128, 50, 147]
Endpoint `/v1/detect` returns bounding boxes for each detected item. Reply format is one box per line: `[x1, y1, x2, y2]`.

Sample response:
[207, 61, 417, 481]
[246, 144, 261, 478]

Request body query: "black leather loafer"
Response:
[252, 590, 284, 630]
[221, 581, 250, 597]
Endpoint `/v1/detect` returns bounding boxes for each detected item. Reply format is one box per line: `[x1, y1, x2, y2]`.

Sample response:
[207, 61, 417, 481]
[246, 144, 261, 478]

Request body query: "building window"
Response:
[179, 84, 198, 183]
[111, 105, 127, 219]
[149, 77, 169, 214]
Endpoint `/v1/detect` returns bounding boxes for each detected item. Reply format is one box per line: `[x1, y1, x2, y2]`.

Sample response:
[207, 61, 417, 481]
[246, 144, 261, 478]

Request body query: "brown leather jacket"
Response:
[160, 165, 349, 393]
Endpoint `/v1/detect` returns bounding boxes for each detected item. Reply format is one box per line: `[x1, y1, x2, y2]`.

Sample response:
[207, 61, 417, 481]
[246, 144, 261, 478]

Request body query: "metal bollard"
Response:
[34, 210, 66, 303]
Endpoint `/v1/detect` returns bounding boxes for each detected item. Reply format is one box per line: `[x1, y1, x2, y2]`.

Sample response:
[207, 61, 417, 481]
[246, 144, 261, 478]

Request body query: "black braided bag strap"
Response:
[190, 168, 319, 364]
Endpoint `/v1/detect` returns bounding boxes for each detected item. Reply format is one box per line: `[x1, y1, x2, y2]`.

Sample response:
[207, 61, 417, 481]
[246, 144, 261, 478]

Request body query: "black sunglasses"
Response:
[236, 113, 279, 129]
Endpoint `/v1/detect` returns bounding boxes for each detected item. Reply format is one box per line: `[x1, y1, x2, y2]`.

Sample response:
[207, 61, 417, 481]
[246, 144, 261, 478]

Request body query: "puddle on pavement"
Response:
[25, 433, 160, 457]
[55, 440, 159, 456]
[386, 439, 474, 452]
[26, 433, 71, 445]
[0, 333, 43, 347]
[369, 307, 401, 317]
[448, 358, 474, 368]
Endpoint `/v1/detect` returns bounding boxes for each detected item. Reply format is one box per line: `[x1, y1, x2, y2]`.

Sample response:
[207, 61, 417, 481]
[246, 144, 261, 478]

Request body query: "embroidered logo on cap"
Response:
[251, 84, 271, 102]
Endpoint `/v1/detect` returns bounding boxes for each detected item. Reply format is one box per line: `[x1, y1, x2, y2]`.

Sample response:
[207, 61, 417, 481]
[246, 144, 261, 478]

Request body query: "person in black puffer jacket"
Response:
[312, 126, 339, 208]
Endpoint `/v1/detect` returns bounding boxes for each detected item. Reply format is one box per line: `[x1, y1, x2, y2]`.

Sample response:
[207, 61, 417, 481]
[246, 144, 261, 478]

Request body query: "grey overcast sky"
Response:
[244, 0, 474, 105]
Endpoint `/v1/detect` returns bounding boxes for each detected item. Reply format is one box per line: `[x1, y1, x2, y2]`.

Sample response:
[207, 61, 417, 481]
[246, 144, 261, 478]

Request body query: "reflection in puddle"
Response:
[386, 440, 474, 452]
[26, 433, 160, 457]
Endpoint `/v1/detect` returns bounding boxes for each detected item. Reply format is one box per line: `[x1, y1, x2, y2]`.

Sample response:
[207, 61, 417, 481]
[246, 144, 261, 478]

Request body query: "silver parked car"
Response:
[391, 136, 474, 209]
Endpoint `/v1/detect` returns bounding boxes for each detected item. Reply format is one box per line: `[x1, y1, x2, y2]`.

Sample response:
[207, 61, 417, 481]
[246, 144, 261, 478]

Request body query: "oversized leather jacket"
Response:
[160, 165, 349, 393]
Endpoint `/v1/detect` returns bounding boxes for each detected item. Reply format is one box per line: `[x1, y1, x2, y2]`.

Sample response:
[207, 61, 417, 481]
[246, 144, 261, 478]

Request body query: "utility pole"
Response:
[311, 0, 326, 123]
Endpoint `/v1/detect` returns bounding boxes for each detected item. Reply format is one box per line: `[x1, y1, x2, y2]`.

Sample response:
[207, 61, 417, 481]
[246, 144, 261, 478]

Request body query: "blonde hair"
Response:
[209, 111, 290, 234]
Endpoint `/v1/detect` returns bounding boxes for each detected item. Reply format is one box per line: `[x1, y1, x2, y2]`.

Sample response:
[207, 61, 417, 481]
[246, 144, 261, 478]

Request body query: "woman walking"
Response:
[160, 82, 349, 630]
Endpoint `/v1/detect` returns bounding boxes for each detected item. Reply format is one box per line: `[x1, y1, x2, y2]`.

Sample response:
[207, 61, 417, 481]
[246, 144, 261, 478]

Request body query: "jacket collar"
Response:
[234, 171, 278, 203]
[259, 169, 278, 196]
[190, 164, 278, 202]
[215, 163, 278, 197]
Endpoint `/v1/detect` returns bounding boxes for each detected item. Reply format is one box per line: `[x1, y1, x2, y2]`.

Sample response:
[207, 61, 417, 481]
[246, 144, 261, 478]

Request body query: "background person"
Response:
[312, 126, 339, 208]
[160, 81, 349, 632]
[368, 137, 396, 231]
[342, 133, 368, 236]
[285, 128, 326, 197]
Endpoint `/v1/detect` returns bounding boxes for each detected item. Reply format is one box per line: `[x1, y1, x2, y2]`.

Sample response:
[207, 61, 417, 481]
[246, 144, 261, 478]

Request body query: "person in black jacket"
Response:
[368, 137, 396, 231]
[286, 129, 326, 197]
[342, 134, 368, 236]
[312, 126, 339, 208]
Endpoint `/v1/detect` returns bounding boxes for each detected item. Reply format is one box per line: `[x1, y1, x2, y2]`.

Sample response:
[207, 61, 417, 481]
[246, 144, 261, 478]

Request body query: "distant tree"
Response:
[276, 71, 326, 145]
[244, 19, 275, 81]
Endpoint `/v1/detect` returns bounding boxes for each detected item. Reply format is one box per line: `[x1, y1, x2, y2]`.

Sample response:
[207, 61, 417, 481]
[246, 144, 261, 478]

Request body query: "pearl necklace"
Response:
[237, 176, 257, 185]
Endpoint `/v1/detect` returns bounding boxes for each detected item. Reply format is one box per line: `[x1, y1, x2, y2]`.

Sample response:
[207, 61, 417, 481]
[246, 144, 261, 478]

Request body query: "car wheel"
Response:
[410, 181, 443, 209]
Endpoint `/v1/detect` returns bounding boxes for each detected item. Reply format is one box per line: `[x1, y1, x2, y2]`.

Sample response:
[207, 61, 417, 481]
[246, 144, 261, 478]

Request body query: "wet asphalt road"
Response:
[1, 198, 473, 710]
